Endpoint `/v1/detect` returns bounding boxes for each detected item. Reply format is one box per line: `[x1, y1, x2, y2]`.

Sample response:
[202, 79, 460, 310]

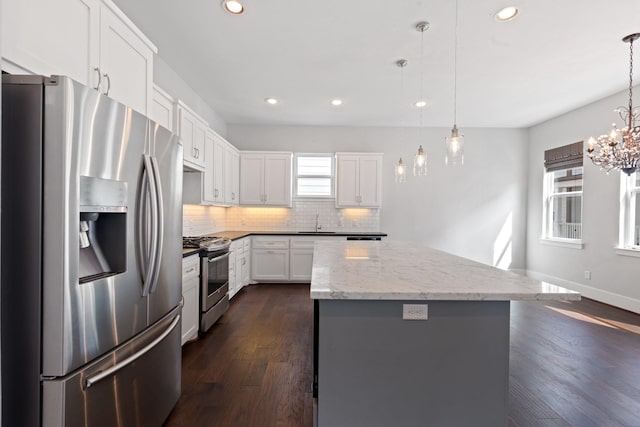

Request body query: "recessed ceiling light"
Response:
[495, 6, 518, 22]
[264, 98, 278, 105]
[331, 99, 343, 106]
[414, 100, 428, 108]
[222, 0, 244, 15]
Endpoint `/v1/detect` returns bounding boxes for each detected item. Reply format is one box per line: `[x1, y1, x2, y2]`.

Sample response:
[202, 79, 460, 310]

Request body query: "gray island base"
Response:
[311, 241, 580, 427]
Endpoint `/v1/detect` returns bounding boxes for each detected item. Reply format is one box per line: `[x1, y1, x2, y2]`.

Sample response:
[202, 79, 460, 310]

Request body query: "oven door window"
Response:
[207, 253, 229, 295]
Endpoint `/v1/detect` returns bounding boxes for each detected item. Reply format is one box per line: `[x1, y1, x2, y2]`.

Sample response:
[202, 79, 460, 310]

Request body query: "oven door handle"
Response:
[208, 252, 230, 263]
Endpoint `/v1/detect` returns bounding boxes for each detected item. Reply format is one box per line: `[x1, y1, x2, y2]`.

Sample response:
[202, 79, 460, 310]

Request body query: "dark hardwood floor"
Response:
[164, 284, 640, 427]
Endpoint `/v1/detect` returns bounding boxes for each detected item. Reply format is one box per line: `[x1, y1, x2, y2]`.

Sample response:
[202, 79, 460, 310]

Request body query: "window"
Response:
[294, 154, 334, 197]
[620, 172, 640, 249]
[543, 142, 584, 241]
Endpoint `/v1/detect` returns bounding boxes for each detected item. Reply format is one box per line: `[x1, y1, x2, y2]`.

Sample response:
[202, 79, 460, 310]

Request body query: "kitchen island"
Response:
[311, 240, 579, 427]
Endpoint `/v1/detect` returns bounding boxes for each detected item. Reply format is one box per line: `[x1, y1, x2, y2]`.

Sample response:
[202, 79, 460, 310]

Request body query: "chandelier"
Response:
[587, 33, 640, 176]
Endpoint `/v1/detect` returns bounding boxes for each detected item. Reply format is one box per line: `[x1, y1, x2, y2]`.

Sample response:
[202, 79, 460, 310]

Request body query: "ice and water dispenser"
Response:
[78, 176, 127, 283]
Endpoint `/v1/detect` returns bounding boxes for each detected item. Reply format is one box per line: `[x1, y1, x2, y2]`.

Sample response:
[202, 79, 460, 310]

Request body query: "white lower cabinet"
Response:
[251, 236, 290, 281]
[229, 237, 251, 299]
[252, 249, 290, 281]
[181, 254, 200, 345]
[228, 249, 237, 299]
[289, 238, 316, 282]
[251, 236, 333, 283]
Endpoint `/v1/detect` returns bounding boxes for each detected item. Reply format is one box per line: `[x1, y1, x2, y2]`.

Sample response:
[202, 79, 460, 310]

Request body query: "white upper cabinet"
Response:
[240, 152, 292, 206]
[239, 154, 265, 205]
[176, 101, 208, 171]
[150, 85, 174, 131]
[98, 4, 154, 114]
[2, 0, 156, 114]
[224, 145, 240, 205]
[2, 0, 100, 84]
[336, 153, 383, 208]
[212, 135, 225, 204]
[182, 122, 240, 207]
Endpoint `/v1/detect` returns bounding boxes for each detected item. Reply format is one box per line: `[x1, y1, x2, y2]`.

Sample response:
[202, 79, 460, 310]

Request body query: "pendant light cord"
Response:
[453, 0, 458, 127]
[629, 37, 634, 129]
[420, 26, 425, 128]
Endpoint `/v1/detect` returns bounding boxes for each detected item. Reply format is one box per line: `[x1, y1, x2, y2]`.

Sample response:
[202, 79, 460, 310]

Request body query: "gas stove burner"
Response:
[183, 236, 232, 251]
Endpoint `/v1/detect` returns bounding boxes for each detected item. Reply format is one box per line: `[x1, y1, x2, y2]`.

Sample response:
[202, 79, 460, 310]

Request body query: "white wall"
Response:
[228, 125, 529, 269]
[526, 85, 640, 313]
[153, 55, 227, 137]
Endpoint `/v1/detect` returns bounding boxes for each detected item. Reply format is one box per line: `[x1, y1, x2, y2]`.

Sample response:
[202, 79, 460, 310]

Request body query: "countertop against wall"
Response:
[182, 230, 388, 257]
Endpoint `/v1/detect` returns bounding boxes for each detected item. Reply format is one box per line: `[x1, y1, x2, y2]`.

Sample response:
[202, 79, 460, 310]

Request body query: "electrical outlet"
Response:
[403, 304, 428, 320]
[584, 270, 591, 280]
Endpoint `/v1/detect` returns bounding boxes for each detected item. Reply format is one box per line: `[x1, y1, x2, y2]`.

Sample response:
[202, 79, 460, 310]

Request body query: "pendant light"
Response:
[445, 0, 464, 166]
[587, 33, 640, 175]
[414, 21, 429, 176]
[395, 158, 407, 183]
[395, 59, 408, 183]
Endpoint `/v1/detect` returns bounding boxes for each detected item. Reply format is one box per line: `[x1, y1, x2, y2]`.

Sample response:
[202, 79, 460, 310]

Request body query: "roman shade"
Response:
[544, 141, 584, 171]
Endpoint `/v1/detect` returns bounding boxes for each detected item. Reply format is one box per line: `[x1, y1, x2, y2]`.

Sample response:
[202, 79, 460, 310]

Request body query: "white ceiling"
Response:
[112, 0, 640, 128]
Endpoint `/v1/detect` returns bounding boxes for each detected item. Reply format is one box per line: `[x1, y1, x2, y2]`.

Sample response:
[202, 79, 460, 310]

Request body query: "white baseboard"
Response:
[526, 270, 640, 314]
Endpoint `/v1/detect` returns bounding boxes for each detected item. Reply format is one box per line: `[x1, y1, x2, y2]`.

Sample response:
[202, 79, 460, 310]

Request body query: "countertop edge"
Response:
[310, 291, 582, 301]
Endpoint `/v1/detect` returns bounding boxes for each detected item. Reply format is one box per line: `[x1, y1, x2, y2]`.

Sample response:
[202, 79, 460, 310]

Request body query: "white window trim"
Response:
[542, 169, 584, 244]
[618, 172, 640, 250]
[539, 237, 584, 250]
[615, 247, 640, 257]
[293, 153, 336, 199]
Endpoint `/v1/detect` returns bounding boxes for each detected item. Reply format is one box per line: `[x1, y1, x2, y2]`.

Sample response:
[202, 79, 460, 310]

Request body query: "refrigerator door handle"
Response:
[149, 156, 164, 294]
[84, 314, 181, 389]
[141, 154, 159, 296]
[137, 163, 150, 282]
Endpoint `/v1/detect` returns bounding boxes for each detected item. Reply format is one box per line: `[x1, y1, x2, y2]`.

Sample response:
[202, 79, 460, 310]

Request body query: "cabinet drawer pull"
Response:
[185, 266, 195, 274]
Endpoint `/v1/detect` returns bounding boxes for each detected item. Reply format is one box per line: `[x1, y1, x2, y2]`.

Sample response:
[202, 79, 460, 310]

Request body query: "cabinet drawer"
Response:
[182, 255, 200, 281]
[290, 238, 316, 249]
[252, 237, 290, 249]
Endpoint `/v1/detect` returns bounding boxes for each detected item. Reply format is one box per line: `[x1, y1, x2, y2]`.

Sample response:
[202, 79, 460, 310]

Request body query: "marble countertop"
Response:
[310, 241, 581, 301]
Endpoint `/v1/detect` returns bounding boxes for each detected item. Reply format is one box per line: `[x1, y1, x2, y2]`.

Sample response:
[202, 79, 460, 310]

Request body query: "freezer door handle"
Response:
[84, 314, 180, 389]
[149, 156, 164, 294]
[140, 154, 159, 297]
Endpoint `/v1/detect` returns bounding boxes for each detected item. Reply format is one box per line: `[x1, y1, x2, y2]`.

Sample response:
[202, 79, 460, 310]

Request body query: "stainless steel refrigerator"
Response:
[1, 75, 183, 427]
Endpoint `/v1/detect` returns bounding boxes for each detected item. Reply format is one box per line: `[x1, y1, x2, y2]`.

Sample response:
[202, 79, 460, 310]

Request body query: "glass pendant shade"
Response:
[395, 158, 407, 183]
[445, 125, 464, 166]
[414, 145, 427, 176]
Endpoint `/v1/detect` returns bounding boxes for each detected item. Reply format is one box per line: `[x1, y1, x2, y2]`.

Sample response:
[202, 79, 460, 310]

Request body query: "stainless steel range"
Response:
[183, 236, 232, 332]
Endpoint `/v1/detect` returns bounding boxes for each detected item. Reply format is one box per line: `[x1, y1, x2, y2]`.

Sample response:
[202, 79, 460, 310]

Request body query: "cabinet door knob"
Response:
[93, 68, 102, 91]
[103, 73, 111, 96]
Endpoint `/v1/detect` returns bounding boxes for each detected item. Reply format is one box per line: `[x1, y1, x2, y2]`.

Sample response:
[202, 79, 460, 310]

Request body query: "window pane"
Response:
[552, 168, 583, 193]
[552, 195, 582, 239]
[297, 177, 332, 196]
[297, 157, 332, 176]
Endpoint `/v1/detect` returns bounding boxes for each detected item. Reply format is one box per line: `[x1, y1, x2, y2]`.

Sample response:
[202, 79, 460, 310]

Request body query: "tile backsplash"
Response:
[182, 204, 227, 236]
[182, 199, 380, 236]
